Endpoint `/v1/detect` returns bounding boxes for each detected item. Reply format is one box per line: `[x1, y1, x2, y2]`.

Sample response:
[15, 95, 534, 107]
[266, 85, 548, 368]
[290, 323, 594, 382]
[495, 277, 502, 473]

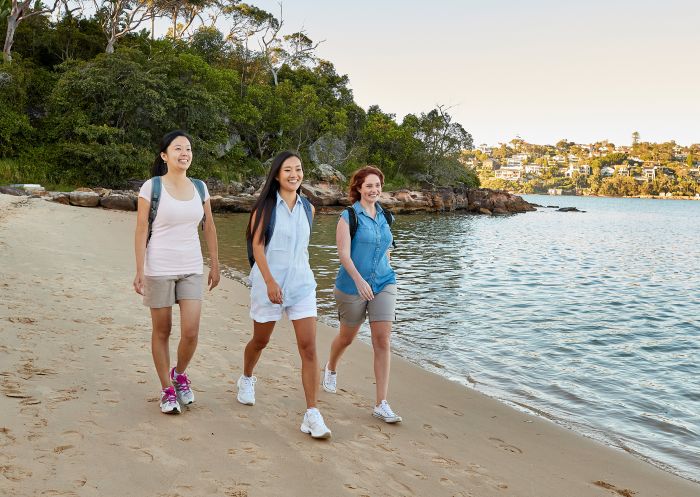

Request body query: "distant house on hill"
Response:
[565, 164, 591, 177]
[482, 158, 500, 171]
[601, 166, 615, 177]
[494, 166, 522, 181]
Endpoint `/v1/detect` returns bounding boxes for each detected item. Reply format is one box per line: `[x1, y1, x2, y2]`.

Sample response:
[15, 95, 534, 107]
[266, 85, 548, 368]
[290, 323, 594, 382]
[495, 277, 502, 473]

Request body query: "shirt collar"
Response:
[276, 191, 302, 206]
[353, 200, 383, 218]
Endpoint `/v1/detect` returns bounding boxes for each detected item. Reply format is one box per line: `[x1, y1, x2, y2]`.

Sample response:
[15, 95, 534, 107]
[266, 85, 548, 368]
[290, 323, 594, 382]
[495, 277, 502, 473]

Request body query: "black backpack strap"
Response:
[147, 177, 162, 245]
[345, 205, 358, 240]
[377, 202, 397, 250]
[300, 195, 314, 231]
[190, 178, 207, 229]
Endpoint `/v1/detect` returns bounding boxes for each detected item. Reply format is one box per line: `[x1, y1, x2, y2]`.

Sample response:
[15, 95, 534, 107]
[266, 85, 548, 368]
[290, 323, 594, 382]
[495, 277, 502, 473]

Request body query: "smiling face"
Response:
[161, 136, 192, 172]
[276, 156, 303, 193]
[358, 173, 382, 204]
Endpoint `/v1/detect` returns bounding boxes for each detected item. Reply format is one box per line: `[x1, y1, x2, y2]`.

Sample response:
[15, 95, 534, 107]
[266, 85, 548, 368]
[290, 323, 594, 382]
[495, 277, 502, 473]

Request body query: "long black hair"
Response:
[246, 151, 302, 244]
[151, 130, 193, 177]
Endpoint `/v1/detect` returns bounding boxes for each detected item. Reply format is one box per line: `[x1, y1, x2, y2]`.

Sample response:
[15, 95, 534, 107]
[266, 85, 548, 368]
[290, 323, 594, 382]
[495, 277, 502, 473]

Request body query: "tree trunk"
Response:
[3, 13, 19, 63]
[106, 37, 115, 54]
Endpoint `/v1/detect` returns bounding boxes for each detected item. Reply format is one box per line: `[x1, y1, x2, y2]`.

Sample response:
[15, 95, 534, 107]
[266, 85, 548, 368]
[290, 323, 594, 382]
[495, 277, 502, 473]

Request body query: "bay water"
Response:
[213, 194, 700, 481]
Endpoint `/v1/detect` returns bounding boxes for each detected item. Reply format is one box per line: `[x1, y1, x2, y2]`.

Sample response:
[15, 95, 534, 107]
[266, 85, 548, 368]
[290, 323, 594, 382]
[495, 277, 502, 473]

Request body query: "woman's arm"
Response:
[133, 197, 150, 295]
[337, 217, 374, 301]
[202, 199, 220, 290]
[251, 209, 283, 304]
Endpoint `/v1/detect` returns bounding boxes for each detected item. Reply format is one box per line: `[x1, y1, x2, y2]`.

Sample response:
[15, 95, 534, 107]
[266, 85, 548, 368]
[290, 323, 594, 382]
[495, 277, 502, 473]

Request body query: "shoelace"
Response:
[326, 373, 336, 389]
[379, 402, 396, 417]
[175, 374, 191, 393]
[162, 388, 177, 403]
[308, 410, 324, 426]
[241, 376, 256, 391]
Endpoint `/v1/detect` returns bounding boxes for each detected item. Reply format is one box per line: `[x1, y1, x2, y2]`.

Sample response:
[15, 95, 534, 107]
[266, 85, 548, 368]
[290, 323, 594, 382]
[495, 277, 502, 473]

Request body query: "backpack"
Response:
[247, 195, 314, 268]
[345, 203, 396, 249]
[148, 176, 207, 244]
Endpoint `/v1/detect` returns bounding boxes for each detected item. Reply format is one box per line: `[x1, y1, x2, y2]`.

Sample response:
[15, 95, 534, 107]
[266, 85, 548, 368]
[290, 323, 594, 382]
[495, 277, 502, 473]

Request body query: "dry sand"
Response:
[0, 194, 697, 497]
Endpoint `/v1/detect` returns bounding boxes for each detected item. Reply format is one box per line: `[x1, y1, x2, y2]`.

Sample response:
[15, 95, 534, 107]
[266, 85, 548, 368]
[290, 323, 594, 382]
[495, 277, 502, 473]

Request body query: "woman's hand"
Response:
[354, 277, 374, 301]
[208, 267, 220, 291]
[266, 279, 283, 304]
[133, 272, 145, 295]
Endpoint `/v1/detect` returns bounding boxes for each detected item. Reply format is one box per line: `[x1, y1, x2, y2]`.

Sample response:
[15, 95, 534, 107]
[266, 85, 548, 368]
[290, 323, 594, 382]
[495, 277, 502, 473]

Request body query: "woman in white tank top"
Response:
[133, 130, 220, 415]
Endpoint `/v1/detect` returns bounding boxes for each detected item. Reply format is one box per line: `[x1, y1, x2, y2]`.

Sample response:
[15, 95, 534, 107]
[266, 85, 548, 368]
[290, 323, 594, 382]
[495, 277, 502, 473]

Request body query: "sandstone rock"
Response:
[479, 207, 493, 215]
[69, 191, 100, 207]
[301, 182, 343, 206]
[308, 135, 346, 167]
[557, 207, 583, 212]
[51, 193, 71, 205]
[0, 186, 26, 196]
[313, 164, 346, 183]
[75, 187, 95, 193]
[93, 187, 112, 197]
[100, 194, 136, 211]
[213, 195, 256, 213]
[493, 207, 509, 215]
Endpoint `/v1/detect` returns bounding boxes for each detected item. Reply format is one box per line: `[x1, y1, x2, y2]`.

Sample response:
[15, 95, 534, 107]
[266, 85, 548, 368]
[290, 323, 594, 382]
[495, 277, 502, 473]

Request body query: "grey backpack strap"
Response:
[147, 177, 162, 244]
[190, 178, 207, 229]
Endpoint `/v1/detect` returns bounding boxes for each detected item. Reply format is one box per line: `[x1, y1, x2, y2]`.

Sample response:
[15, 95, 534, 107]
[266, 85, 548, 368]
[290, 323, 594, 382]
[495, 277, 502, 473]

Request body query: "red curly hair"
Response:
[348, 166, 385, 203]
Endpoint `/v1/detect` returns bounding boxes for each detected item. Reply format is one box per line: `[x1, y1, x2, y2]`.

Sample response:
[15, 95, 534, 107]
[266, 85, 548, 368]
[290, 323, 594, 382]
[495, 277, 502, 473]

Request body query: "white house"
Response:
[494, 166, 523, 181]
[601, 166, 615, 177]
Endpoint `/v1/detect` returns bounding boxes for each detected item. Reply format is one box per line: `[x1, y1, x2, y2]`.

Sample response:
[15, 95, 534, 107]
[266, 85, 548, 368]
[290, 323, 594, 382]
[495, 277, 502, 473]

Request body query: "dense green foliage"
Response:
[0, 8, 477, 189]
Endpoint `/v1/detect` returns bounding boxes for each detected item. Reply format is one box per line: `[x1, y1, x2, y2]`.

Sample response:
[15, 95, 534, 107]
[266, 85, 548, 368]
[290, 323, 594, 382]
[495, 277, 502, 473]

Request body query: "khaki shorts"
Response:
[334, 284, 396, 326]
[143, 274, 203, 308]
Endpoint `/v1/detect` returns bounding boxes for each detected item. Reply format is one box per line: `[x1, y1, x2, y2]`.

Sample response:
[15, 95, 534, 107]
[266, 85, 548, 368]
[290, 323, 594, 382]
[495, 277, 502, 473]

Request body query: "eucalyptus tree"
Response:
[3, 0, 61, 62]
[92, 0, 156, 53]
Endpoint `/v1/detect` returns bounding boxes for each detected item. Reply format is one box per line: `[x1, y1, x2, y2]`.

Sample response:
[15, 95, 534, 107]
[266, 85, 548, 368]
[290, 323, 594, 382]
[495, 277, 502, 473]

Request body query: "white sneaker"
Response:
[160, 386, 181, 414]
[321, 363, 337, 394]
[170, 367, 195, 405]
[300, 408, 332, 439]
[373, 400, 402, 423]
[236, 375, 256, 406]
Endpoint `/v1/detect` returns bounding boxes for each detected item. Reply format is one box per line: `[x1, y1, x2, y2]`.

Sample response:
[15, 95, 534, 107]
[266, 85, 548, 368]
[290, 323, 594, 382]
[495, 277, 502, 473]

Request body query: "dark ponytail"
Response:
[151, 130, 192, 177]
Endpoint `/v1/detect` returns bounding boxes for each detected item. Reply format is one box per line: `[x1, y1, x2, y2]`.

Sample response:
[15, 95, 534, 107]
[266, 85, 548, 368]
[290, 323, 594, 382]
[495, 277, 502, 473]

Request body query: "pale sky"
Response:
[149, 1, 700, 146]
[241, 0, 699, 147]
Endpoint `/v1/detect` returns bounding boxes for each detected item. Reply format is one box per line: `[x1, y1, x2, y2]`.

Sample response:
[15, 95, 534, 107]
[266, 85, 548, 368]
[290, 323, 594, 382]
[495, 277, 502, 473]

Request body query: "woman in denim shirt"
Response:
[322, 166, 402, 423]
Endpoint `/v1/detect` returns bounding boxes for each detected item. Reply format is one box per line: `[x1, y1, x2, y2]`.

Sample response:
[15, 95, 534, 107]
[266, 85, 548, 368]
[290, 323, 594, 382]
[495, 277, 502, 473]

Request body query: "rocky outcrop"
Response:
[40, 181, 537, 216]
[308, 134, 346, 168]
[313, 164, 346, 183]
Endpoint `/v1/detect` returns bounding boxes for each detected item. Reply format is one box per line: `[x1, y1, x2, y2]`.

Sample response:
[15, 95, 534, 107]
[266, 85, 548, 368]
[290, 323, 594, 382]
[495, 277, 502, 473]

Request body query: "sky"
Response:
[196, 1, 700, 147]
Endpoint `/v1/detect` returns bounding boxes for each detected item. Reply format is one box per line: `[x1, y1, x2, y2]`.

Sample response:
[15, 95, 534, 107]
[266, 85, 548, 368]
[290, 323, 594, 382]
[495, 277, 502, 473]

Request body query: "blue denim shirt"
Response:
[335, 201, 396, 295]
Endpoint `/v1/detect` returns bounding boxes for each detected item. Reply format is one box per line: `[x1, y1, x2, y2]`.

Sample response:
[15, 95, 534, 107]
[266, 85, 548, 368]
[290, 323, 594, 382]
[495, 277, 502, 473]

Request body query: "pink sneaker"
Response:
[160, 386, 181, 414]
[170, 367, 195, 405]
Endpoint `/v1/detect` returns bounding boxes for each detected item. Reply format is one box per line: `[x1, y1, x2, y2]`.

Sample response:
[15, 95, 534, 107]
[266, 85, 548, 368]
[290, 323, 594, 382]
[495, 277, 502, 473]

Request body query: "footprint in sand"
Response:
[7, 317, 36, 324]
[422, 423, 448, 439]
[0, 464, 33, 481]
[488, 437, 523, 454]
[593, 480, 637, 497]
[0, 427, 16, 447]
[437, 403, 465, 416]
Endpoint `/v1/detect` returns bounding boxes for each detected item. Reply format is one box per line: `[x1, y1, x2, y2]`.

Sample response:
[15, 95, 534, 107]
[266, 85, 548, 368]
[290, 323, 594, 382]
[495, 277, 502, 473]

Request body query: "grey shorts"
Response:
[143, 274, 203, 308]
[334, 284, 397, 326]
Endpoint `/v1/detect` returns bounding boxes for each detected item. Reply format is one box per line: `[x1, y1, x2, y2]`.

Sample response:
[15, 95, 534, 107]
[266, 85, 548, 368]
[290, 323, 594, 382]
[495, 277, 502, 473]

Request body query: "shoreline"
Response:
[1, 193, 698, 497]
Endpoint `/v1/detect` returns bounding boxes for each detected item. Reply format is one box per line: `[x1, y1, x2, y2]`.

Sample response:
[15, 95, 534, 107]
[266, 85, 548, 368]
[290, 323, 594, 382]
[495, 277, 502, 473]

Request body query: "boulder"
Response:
[212, 195, 257, 213]
[301, 182, 343, 206]
[308, 135, 347, 167]
[100, 194, 137, 211]
[50, 193, 71, 205]
[69, 191, 100, 207]
[313, 164, 346, 183]
[479, 207, 493, 215]
[557, 207, 583, 212]
[0, 186, 26, 196]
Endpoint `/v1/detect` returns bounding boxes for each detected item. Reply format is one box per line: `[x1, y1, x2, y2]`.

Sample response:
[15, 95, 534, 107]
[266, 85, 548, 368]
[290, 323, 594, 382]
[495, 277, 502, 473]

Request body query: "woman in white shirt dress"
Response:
[235, 151, 331, 439]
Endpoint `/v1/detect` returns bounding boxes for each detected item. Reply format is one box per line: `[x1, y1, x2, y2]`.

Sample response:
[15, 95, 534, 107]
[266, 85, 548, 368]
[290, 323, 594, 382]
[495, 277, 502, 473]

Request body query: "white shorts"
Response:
[250, 291, 317, 323]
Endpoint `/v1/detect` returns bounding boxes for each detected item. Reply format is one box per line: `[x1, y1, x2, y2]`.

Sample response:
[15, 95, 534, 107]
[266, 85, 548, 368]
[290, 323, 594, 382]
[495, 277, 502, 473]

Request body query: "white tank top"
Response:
[139, 178, 210, 276]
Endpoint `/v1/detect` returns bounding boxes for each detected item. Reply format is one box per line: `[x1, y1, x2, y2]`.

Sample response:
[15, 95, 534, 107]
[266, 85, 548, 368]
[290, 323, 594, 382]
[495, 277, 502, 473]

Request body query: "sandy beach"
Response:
[0, 193, 697, 497]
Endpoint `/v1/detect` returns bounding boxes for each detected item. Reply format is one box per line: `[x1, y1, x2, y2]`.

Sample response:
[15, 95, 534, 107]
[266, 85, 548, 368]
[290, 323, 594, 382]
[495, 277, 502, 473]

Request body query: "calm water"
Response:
[212, 195, 700, 482]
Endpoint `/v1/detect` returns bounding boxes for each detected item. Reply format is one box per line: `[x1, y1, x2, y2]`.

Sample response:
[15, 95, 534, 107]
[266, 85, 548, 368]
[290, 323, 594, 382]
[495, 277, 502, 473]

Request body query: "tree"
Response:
[632, 130, 640, 146]
[3, 0, 61, 62]
[92, 0, 156, 53]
